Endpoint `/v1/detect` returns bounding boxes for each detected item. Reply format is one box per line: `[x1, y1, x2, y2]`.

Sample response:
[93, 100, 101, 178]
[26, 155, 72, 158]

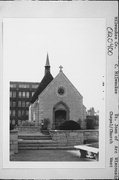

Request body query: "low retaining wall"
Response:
[10, 130, 18, 155]
[50, 130, 84, 146]
[83, 130, 99, 141]
[17, 126, 41, 134]
[50, 130, 99, 146]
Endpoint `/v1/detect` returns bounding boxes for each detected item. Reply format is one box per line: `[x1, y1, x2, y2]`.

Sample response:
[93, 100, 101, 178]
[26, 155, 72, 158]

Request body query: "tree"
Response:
[86, 116, 95, 129]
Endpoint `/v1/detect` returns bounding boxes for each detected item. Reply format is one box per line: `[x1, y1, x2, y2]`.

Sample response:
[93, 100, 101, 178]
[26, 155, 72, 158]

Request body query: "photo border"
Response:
[0, 1, 118, 179]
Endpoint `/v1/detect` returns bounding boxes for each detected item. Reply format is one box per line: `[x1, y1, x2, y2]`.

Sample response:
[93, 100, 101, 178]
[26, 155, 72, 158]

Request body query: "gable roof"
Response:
[39, 71, 83, 99]
[30, 72, 53, 104]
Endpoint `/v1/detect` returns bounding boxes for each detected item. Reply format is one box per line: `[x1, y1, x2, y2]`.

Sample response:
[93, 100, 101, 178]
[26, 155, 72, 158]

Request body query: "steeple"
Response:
[45, 53, 50, 75]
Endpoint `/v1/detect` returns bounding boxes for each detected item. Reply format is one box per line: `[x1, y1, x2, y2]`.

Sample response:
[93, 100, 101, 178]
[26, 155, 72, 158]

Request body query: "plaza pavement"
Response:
[10, 149, 96, 161]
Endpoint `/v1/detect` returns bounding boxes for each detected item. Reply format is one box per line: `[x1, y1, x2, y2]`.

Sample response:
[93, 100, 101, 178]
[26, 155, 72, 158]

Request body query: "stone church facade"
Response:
[29, 54, 86, 129]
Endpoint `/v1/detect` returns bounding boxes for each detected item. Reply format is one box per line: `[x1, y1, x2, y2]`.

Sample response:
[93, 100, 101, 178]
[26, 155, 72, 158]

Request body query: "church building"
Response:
[29, 54, 86, 129]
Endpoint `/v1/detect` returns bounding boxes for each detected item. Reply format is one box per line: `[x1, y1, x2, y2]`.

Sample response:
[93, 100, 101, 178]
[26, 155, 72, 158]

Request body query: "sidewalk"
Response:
[10, 149, 96, 161]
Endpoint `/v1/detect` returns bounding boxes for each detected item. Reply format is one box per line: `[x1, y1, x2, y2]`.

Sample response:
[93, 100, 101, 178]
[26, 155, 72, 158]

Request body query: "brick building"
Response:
[29, 54, 86, 129]
[10, 81, 39, 126]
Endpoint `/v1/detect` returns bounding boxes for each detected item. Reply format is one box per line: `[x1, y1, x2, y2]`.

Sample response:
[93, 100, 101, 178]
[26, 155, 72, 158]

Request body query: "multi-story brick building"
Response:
[10, 81, 39, 126]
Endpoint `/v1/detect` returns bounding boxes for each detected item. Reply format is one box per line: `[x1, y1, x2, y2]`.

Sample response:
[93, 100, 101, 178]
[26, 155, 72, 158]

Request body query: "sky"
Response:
[3, 18, 105, 112]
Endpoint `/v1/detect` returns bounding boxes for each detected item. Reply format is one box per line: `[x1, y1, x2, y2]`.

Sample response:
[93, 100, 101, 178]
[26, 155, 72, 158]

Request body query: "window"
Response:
[10, 91, 12, 97]
[22, 101, 25, 107]
[26, 102, 29, 107]
[18, 101, 21, 107]
[18, 120, 21, 126]
[12, 110, 16, 116]
[13, 101, 16, 107]
[32, 84, 39, 89]
[19, 84, 23, 88]
[58, 87, 65, 95]
[10, 84, 16, 88]
[19, 91, 26, 98]
[25, 84, 29, 88]
[19, 92, 22, 97]
[22, 121, 25, 125]
[32, 92, 35, 96]
[12, 120, 15, 125]
[19, 84, 22, 88]
[22, 110, 25, 115]
[26, 92, 29, 98]
[26, 110, 29, 116]
[19, 84, 29, 88]
[13, 91, 16, 98]
[22, 92, 25, 97]
[18, 110, 21, 117]
[10, 101, 12, 107]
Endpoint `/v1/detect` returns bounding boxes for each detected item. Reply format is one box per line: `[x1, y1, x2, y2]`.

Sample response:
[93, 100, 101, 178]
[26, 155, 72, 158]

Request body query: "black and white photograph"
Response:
[0, 1, 118, 179]
[3, 18, 105, 162]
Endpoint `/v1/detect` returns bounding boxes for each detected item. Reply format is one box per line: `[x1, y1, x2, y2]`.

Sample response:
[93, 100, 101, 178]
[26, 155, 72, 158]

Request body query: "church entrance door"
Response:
[53, 102, 69, 129]
[55, 110, 66, 129]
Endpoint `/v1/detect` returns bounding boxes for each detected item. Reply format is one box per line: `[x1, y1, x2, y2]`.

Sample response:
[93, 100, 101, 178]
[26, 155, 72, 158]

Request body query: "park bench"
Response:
[74, 145, 99, 160]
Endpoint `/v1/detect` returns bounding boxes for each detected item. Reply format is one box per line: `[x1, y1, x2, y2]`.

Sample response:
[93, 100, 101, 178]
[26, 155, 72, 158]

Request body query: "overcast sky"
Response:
[3, 18, 105, 112]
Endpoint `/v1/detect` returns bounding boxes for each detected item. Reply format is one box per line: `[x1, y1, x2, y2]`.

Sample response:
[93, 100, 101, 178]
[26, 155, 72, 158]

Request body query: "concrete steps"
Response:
[18, 140, 58, 147]
[18, 134, 75, 150]
[18, 146, 75, 150]
[18, 139, 54, 143]
[18, 134, 52, 140]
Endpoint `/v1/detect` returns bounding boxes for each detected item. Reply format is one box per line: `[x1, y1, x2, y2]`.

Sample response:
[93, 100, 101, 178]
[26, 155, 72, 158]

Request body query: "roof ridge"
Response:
[30, 72, 53, 104]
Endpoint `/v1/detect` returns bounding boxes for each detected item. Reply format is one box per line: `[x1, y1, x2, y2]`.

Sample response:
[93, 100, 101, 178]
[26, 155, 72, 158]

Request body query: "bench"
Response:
[74, 145, 99, 160]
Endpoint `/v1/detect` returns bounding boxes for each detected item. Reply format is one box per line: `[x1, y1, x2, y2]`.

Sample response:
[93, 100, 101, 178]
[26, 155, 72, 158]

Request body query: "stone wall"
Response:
[17, 126, 41, 134]
[50, 130, 99, 146]
[50, 130, 84, 146]
[10, 130, 18, 155]
[83, 130, 99, 141]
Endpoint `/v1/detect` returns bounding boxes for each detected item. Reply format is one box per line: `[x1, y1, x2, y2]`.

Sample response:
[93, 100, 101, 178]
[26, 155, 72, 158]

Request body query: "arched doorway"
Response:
[53, 102, 69, 129]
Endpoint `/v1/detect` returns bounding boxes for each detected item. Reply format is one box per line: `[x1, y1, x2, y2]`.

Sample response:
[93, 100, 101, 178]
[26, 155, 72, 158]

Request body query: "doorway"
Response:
[53, 102, 69, 129]
[55, 110, 66, 129]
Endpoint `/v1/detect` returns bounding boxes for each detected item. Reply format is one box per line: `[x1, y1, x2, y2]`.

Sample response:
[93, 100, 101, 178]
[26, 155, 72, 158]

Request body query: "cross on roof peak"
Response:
[59, 65, 63, 72]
